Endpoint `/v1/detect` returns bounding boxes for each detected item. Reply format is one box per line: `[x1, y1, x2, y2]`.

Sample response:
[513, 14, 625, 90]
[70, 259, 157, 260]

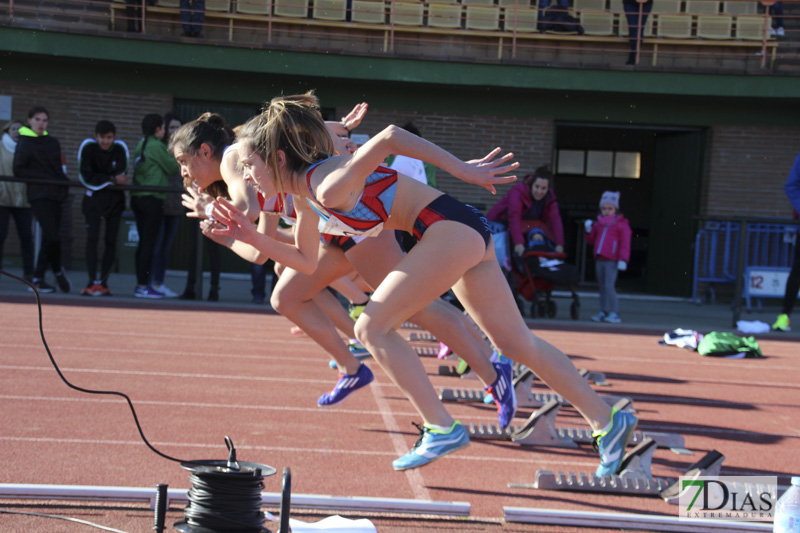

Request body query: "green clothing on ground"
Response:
[131, 135, 179, 201]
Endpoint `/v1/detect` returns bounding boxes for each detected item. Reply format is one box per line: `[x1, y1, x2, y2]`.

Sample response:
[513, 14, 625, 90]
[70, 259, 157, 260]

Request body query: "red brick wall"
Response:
[338, 105, 554, 210]
[3, 81, 798, 275]
[0, 80, 173, 270]
[704, 125, 800, 217]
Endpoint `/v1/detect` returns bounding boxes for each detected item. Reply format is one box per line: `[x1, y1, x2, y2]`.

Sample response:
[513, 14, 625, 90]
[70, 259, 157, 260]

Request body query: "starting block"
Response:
[440, 386, 566, 407]
[440, 367, 632, 410]
[578, 368, 609, 386]
[408, 331, 438, 343]
[414, 345, 439, 357]
[512, 368, 622, 408]
[401, 321, 422, 330]
[469, 400, 687, 452]
[660, 450, 725, 504]
[512, 439, 725, 498]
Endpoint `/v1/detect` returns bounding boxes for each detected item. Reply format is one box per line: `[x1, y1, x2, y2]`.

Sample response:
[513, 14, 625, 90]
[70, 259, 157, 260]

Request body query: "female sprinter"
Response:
[172, 111, 512, 423]
[211, 96, 637, 474]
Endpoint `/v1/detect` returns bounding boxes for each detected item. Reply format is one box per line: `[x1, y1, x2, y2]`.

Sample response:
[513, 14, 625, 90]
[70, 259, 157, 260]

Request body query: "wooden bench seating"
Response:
[109, 0, 778, 67]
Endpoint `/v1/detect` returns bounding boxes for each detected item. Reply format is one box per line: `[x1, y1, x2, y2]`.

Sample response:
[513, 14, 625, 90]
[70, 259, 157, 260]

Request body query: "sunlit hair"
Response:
[170, 112, 234, 198]
[238, 92, 333, 196]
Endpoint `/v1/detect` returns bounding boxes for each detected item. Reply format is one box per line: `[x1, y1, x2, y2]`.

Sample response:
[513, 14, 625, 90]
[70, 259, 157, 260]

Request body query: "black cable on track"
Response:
[1, 270, 281, 533]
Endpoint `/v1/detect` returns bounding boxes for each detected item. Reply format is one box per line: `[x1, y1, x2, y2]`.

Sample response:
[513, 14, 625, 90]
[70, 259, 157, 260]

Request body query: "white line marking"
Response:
[370, 382, 432, 501]
[0, 436, 596, 468]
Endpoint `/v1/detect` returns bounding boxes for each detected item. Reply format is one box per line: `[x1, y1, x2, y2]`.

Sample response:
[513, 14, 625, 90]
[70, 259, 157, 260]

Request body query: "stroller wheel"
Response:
[546, 300, 557, 318]
[570, 301, 580, 320]
[535, 300, 547, 318]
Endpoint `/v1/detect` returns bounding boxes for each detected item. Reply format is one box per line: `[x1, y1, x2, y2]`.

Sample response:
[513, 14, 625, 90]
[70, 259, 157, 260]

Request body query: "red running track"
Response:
[1, 297, 799, 532]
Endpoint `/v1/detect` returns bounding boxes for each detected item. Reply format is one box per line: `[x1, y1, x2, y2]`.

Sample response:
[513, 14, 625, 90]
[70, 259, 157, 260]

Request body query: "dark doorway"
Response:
[647, 131, 704, 296]
[554, 123, 704, 296]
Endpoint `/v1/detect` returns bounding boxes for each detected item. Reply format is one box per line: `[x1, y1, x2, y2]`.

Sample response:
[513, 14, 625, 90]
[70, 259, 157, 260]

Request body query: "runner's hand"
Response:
[209, 196, 258, 244]
[460, 148, 519, 195]
[182, 184, 213, 218]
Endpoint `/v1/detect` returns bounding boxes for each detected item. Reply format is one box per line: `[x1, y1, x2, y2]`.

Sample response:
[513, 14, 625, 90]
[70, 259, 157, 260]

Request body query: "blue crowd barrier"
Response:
[692, 219, 797, 309]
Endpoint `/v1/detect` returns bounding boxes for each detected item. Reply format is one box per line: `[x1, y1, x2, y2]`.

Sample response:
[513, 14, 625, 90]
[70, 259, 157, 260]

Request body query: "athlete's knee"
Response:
[353, 314, 390, 349]
[270, 285, 296, 315]
[493, 330, 542, 361]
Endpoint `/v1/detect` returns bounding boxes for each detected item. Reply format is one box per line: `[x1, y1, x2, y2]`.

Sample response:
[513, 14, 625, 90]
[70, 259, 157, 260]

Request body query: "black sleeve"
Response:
[12, 138, 31, 177]
[80, 144, 114, 187]
[113, 144, 128, 175]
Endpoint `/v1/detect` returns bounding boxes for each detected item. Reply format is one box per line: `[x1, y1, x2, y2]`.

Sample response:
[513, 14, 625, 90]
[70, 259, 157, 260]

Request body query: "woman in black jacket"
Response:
[13, 106, 71, 293]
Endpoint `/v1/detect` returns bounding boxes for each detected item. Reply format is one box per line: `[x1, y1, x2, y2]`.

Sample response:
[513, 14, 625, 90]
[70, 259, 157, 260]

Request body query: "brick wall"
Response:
[704, 125, 800, 217]
[338, 105, 554, 210]
[0, 81, 173, 271]
[3, 81, 798, 279]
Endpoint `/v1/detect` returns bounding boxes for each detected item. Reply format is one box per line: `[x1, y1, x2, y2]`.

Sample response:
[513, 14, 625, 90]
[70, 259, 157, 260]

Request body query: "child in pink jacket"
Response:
[585, 191, 631, 323]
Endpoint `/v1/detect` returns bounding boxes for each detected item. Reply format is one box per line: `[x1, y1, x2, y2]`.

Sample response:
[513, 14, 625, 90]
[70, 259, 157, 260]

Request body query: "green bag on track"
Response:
[696, 331, 763, 359]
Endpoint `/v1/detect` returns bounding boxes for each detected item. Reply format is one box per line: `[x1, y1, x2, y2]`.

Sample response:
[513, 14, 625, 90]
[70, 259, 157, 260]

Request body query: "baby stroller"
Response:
[510, 230, 581, 320]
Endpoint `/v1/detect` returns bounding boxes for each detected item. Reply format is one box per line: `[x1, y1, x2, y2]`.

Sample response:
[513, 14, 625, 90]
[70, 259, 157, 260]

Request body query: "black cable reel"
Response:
[173, 436, 278, 533]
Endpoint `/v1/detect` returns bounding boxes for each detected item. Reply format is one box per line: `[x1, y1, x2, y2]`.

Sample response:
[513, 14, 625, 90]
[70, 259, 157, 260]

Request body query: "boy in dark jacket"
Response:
[78, 120, 129, 296]
[13, 105, 71, 293]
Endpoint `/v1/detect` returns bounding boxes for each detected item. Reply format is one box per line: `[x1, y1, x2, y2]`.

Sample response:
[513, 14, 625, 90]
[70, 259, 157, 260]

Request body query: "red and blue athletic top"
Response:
[305, 158, 398, 238]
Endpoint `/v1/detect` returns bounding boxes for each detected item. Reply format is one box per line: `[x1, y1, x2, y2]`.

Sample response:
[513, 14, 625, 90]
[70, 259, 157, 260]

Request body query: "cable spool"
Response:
[174, 437, 277, 533]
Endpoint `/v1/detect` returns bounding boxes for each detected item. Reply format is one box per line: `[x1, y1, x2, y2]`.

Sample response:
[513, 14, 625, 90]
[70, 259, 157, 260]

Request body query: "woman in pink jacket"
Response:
[487, 166, 564, 257]
[585, 191, 631, 323]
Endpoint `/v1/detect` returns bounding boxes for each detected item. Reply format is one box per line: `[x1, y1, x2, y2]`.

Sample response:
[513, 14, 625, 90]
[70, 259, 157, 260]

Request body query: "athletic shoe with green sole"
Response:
[392, 421, 469, 470]
[593, 407, 638, 477]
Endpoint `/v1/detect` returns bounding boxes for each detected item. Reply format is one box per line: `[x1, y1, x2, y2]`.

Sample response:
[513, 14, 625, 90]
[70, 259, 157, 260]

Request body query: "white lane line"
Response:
[0, 343, 326, 362]
[0, 394, 505, 425]
[370, 381, 432, 501]
[8, 394, 798, 440]
[0, 436, 599, 469]
[0, 365, 361, 385]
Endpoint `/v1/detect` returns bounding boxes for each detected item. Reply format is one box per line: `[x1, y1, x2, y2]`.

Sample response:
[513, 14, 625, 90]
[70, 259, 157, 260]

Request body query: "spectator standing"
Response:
[149, 113, 183, 298]
[131, 113, 179, 298]
[585, 191, 631, 324]
[180, 0, 205, 37]
[623, 0, 653, 65]
[251, 258, 276, 304]
[124, 0, 142, 32]
[768, 1, 785, 37]
[0, 119, 35, 281]
[77, 120, 129, 296]
[772, 152, 800, 332]
[13, 106, 71, 293]
[487, 165, 565, 258]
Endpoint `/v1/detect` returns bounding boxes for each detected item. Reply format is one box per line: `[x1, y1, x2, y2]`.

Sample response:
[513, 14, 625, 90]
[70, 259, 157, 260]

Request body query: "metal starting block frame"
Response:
[512, 439, 725, 498]
[660, 450, 725, 504]
[414, 345, 439, 357]
[440, 367, 631, 409]
[578, 368, 609, 386]
[469, 400, 687, 452]
[408, 331, 438, 342]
